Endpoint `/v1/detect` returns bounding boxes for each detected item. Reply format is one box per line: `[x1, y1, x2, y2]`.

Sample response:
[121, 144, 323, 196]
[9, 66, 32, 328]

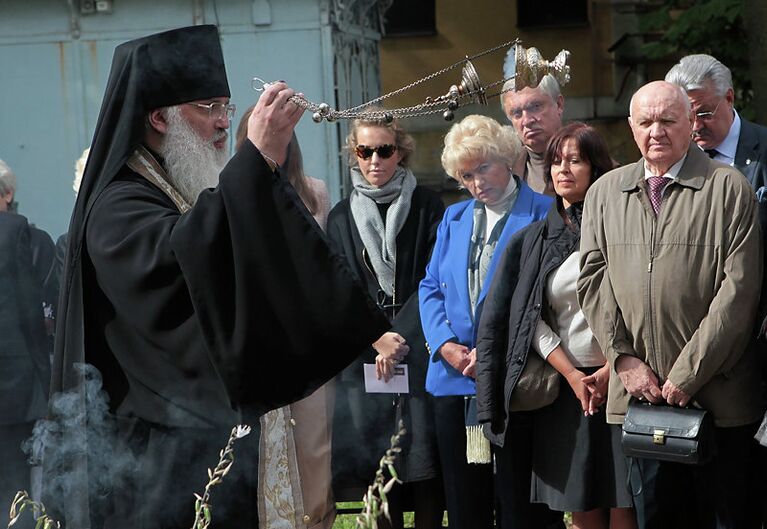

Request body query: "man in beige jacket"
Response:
[578, 80, 763, 529]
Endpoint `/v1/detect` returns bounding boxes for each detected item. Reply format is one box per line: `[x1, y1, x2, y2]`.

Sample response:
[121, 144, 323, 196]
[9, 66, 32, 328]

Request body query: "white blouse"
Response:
[532, 250, 605, 368]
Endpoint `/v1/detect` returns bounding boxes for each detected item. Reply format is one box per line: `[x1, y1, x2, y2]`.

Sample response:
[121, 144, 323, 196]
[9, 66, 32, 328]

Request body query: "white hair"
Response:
[0, 158, 16, 196]
[665, 54, 732, 97]
[159, 106, 228, 205]
[500, 73, 562, 111]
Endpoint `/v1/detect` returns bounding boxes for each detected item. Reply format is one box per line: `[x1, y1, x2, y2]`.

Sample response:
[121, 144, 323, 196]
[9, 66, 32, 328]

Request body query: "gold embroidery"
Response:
[258, 407, 305, 528]
[126, 146, 191, 213]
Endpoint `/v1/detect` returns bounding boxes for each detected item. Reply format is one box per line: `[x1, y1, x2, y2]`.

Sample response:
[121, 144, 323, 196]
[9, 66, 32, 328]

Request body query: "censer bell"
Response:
[252, 40, 571, 123]
[456, 59, 487, 105]
[439, 60, 486, 121]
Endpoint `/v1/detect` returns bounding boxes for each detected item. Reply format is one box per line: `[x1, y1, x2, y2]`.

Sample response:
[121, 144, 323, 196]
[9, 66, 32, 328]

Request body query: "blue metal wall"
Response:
[0, 0, 367, 238]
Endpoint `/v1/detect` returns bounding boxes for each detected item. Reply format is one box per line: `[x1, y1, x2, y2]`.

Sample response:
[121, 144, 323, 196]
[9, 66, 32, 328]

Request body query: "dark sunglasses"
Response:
[355, 144, 397, 160]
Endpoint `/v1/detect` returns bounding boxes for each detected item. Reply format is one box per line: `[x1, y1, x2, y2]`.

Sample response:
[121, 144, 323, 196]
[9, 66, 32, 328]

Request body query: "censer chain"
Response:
[338, 37, 519, 113]
[261, 38, 520, 121]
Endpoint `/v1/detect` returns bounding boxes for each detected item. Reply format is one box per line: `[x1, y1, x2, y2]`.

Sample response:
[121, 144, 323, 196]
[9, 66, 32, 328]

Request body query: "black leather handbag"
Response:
[621, 400, 716, 465]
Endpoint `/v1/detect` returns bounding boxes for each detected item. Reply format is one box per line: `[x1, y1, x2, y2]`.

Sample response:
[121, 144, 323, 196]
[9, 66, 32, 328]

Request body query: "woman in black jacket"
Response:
[476, 123, 636, 529]
[328, 114, 445, 529]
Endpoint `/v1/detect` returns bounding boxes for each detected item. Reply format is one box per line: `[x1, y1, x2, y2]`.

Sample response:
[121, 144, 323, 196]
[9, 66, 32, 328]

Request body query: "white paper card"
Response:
[363, 363, 409, 394]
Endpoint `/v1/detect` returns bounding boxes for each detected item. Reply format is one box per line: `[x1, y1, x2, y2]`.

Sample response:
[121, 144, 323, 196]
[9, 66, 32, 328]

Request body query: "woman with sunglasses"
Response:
[328, 114, 445, 529]
[419, 114, 552, 529]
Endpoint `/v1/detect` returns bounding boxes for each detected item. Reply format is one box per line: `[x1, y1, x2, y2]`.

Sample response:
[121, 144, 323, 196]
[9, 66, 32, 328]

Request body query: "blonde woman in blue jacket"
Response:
[419, 115, 551, 529]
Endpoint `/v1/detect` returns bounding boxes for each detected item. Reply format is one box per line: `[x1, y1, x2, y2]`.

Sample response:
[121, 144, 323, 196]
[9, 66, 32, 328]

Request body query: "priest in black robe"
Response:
[43, 25, 388, 529]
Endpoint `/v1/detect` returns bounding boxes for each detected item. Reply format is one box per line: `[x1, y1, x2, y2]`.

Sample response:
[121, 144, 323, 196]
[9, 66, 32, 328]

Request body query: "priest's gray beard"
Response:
[159, 106, 229, 205]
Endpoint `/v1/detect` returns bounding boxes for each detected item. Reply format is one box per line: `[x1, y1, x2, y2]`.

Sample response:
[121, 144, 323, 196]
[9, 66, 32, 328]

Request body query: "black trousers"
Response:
[494, 412, 565, 529]
[433, 396, 494, 529]
[376, 478, 445, 529]
[629, 422, 762, 529]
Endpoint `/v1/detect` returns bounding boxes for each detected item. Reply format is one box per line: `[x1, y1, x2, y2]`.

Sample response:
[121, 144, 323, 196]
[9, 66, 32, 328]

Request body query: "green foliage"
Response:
[639, 0, 741, 58]
[332, 505, 567, 528]
[638, 0, 752, 117]
[333, 504, 429, 528]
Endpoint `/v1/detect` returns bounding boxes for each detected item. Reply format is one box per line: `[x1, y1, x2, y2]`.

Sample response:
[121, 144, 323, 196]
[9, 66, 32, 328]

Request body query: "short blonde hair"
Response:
[441, 114, 522, 181]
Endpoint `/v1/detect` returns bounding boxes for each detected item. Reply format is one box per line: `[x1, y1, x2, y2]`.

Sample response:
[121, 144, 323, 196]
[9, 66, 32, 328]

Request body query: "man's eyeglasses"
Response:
[694, 99, 722, 122]
[355, 144, 397, 160]
[507, 101, 546, 120]
[186, 101, 236, 121]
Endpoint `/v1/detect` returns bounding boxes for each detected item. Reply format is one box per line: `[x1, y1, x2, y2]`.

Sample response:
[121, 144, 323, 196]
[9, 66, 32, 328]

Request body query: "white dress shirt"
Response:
[708, 110, 741, 166]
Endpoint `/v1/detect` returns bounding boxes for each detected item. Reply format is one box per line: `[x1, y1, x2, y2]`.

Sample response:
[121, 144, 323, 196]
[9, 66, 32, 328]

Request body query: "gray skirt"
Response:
[530, 368, 633, 512]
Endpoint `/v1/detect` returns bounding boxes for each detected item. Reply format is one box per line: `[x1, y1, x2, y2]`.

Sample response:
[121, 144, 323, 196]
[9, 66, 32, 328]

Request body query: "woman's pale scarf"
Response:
[466, 175, 519, 465]
[349, 165, 416, 297]
[467, 175, 519, 315]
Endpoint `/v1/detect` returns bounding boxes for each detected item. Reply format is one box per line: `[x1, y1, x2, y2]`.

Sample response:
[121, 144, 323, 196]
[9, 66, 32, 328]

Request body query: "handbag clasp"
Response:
[653, 429, 666, 445]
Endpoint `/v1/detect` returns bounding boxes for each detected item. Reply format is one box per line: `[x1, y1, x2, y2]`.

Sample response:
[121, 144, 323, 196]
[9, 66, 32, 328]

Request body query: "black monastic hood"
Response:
[54, 25, 229, 391]
[72, 25, 229, 253]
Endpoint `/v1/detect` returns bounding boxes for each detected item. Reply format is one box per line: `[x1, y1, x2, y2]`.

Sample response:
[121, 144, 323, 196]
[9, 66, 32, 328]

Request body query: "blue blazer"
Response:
[419, 181, 551, 396]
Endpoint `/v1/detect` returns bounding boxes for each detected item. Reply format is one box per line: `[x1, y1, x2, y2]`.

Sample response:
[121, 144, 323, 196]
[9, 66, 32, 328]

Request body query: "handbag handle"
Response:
[626, 456, 643, 497]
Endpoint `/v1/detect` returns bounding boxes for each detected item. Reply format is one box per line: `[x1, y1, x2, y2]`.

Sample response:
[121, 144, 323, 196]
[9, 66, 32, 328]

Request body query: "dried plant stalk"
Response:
[191, 424, 252, 529]
[7, 491, 60, 529]
[356, 421, 406, 529]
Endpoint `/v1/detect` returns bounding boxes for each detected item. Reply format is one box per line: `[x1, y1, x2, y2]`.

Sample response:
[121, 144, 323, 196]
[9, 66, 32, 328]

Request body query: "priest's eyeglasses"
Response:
[186, 102, 237, 121]
[355, 144, 397, 160]
[694, 99, 722, 122]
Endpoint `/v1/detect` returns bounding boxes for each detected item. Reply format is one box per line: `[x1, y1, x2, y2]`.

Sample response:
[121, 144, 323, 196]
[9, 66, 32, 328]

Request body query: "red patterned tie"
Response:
[646, 176, 667, 216]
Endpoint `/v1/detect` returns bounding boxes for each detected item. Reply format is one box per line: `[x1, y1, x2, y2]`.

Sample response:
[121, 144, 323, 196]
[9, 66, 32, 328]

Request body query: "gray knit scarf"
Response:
[349, 165, 416, 297]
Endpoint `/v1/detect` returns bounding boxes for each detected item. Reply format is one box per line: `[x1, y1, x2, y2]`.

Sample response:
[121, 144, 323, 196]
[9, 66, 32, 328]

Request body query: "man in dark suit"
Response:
[0, 211, 50, 523]
[665, 55, 767, 356]
[665, 54, 767, 200]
